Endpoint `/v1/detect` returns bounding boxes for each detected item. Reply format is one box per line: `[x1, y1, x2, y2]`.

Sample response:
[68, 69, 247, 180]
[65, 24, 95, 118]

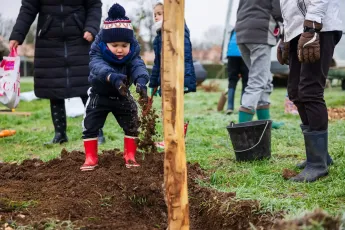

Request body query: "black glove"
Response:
[136, 78, 148, 103]
[298, 20, 323, 63]
[109, 73, 128, 96]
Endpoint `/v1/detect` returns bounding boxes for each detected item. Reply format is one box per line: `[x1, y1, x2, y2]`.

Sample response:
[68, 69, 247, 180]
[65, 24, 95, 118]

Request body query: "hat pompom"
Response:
[108, 3, 126, 19]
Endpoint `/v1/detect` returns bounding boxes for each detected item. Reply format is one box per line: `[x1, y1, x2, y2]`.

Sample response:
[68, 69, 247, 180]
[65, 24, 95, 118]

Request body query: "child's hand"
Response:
[83, 31, 94, 42]
[136, 84, 148, 103]
[108, 73, 128, 96]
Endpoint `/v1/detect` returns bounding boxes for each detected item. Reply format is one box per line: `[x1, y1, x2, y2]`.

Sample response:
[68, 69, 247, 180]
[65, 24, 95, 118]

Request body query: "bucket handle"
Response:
[229, 121, 270, 153]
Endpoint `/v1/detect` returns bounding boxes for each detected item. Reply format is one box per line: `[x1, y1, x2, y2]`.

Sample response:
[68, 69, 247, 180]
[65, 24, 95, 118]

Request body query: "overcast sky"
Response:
[0, 0, 229, 42]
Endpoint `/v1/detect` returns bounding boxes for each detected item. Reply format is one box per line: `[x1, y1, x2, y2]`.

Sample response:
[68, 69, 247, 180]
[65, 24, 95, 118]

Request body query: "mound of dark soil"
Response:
[0, 149, 284, 229]
[272, 209, 340, 230]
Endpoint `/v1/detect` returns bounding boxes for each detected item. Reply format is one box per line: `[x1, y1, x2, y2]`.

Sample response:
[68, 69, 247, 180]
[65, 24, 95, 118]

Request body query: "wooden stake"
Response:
[0, 110, 31, 116]
[161, 0, 190, 229]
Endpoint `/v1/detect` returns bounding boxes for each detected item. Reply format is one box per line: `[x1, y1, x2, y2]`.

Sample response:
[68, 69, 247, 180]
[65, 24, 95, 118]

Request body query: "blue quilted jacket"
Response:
[149, 24, 196, 93]
[89, 30, 149, 97]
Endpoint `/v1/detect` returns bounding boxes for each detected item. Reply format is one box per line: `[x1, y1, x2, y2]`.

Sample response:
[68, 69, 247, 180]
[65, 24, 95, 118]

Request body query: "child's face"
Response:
[154, 5, 163, 22]
[107, 42, 130, 59]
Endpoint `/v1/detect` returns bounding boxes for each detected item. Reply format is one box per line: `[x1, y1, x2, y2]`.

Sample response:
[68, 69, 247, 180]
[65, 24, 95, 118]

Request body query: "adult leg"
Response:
[291, 32, 341, 182]
[256, 45, 273, 109]
[287, 36, 309, 125]
[239, 58, 249, 103]
[299, 32, 341, 131]
[45, 99, 68, 144]
[238, 44, 272, 122]
[227, 56, 241, 113]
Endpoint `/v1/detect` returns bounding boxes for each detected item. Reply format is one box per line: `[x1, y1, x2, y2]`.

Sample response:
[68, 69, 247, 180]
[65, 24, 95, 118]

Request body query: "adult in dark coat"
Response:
[9, 0, 103, 144]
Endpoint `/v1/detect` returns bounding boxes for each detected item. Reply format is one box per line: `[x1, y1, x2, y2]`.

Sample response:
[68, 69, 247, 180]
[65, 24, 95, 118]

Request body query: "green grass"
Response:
[1, 78, 345, 219]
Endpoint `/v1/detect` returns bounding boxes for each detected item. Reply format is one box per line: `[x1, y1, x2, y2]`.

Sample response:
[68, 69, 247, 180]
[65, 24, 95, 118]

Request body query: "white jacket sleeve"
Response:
[305, 0, 330, 23]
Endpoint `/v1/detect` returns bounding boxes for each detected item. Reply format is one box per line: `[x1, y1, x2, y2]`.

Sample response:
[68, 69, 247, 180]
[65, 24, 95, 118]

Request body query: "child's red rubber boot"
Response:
[124, 136, 140, 168]
[80, 138, 98, 171]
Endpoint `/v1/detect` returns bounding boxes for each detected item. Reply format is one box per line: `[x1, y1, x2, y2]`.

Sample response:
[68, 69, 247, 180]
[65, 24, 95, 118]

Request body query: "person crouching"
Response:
[81, 3, 149, 171]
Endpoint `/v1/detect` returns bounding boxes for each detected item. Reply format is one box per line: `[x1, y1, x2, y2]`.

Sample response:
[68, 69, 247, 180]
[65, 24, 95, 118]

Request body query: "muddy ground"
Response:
[0, 150, 340, 229]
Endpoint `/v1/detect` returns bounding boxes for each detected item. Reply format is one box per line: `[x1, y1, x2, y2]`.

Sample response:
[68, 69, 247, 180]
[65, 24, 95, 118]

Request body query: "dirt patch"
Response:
[198, 81, 221, 92]
[328, 108, 345, 120]
[282, 168, 299, 180]
[272, 209, 340, 230]
[137, 99, 159, 154]
[0, 149, 284, 229]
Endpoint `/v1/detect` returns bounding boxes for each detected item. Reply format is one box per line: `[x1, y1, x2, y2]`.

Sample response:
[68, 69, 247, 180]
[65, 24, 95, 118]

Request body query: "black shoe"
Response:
[44, 132, 68, 145]
[98, 129, 105, 145]
[290, 130, 329, 183]
[296, 125, 333, 169]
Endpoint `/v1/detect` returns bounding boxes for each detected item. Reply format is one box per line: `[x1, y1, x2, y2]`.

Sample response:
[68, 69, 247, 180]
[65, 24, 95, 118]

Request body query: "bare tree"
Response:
[200, 25, 224, 49]
[0, 14, 16, 40]
[127, 0, 155, 52]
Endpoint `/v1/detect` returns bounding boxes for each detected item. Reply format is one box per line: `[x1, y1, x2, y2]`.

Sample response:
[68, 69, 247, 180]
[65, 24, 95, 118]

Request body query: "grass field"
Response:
[1, 78, 345, 219]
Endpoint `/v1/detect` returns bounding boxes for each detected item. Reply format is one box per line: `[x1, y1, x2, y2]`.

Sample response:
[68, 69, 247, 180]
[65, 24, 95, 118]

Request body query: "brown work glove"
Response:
[298, 20, 323, 63]
[277, 38, 290, 65]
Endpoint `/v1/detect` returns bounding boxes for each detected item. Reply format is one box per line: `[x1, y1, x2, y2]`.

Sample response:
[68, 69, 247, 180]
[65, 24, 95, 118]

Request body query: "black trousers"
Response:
[82, 93, 139, 139]
[288, 31, 342, 131]
[227, 56, 249, 90]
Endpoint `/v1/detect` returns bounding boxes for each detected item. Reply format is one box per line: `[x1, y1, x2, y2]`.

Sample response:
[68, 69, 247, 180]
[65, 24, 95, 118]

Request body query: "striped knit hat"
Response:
[102, 3, 134, 43]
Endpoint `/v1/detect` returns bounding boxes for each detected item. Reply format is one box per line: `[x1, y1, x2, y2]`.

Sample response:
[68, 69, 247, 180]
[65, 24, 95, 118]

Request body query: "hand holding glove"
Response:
[277, 37, 290, 65]
[108, 73, 128, 96]
[298, 20, 323, 63]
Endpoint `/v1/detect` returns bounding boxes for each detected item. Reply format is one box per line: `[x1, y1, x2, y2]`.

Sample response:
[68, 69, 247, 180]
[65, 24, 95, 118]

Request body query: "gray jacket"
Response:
[235, 0, 283, 45]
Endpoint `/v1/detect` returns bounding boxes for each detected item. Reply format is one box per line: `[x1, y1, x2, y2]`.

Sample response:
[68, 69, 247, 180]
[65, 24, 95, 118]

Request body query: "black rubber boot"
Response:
[44, 100, 68, 145]
[296, 125, 333, 169]
[290, 130, 329, 182]
[98, 129, 105, 145]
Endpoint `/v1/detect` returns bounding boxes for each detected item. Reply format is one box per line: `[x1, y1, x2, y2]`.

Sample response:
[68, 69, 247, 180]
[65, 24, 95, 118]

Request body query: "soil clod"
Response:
[282, 168, 299, 180]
